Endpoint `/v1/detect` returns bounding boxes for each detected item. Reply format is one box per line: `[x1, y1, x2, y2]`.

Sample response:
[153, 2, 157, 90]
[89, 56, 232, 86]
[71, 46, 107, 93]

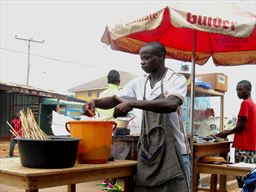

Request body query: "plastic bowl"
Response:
[15, 137, 80, 168]
[114, 116, 135, 128]
[115, 119, 130, 128]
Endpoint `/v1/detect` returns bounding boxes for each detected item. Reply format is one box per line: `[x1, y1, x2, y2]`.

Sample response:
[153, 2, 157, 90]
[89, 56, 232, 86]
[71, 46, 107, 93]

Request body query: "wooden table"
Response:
[192, 141, 231, 192]
[0, 157, 137, 192]
[196, 163, 252, 192]
[196, 163, 252, 177]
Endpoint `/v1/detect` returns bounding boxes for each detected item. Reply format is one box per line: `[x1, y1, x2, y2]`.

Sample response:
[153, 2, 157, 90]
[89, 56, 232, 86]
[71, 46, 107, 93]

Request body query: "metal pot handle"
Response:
[65, 122, 70, 133]
[112, 121, 117, 133]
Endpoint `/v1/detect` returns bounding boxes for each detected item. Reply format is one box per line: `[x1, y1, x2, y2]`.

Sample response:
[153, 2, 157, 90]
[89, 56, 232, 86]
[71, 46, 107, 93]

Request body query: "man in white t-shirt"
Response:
[84, 42, 189, 192]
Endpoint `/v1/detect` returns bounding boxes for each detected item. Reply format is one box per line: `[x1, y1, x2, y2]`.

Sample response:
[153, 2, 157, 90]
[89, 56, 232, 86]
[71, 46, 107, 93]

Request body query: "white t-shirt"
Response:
[115, 69, 190, 155]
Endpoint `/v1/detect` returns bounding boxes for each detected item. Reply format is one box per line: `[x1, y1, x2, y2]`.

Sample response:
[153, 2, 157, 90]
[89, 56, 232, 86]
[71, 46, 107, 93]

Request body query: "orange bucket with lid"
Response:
[66, 120, 116, 164]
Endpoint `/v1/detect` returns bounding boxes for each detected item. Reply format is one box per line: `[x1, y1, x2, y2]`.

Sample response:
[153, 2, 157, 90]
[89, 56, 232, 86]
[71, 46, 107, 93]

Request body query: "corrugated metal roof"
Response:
[42, 98, 83, 106]
[0, 80, 85, 102]
[68, 71, 137, 92]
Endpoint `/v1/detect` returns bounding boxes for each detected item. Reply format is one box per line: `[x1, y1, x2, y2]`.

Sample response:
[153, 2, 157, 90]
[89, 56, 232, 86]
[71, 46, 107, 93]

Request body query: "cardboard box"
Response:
[195, 73, 228, 92]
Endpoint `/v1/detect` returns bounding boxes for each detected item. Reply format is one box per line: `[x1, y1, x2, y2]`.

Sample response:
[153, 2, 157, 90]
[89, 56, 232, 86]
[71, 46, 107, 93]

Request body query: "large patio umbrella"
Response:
[102, 2, 256, 65]
[101, 2, 256, 148]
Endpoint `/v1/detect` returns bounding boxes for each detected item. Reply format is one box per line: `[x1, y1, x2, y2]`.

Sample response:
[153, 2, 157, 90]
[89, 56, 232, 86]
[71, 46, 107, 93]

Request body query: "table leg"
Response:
[67, 184, 76, 192]
[209, 174, 217, 192]
[192, 163, 199, 192]
[219, 175, 227, 192]
[124, 176, 134, 192]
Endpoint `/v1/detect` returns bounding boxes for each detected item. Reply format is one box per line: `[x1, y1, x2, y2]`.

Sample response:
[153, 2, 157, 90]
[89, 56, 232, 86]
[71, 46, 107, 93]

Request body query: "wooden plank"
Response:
[28, 166, 135, 189]
[209, 174, 217, 192]
[193, 142, 231, 147]
[0, 157, 137, 191]
[193, 142, 231, 159]
[220, 96, 224, 131]
[196, 163, 250, 192]
[67, 184, 76, 192]
[124, 177, 135, 192]
[219, 175, 227, 192]
[197, 163, 251, 176]
[192, 161, 199, 192]
[187, 86, 225, 97]
[193, 142, 231, 192]
[0, 172, 28, 189]
[0, 158, 137, 177]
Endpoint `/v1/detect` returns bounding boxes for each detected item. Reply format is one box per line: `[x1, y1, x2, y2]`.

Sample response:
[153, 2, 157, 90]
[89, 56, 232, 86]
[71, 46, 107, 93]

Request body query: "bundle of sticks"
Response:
[6, 108, 49, 140]
[6, 121, 21, 138]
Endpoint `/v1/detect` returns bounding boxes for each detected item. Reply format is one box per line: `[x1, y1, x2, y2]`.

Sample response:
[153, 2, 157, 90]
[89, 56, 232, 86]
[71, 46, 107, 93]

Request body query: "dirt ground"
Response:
[0, 181, 105, 192]
[0, 178, 242, 192]
[199, 174, 242, 192]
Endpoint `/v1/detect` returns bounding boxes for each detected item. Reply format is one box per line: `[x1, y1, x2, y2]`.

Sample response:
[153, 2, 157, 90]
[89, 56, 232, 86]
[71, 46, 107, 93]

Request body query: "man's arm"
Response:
[83, 96, 120, 114]
[215, 116, 247, 138]
[94, 96, 120, 109]
[113, 95, 182, 117]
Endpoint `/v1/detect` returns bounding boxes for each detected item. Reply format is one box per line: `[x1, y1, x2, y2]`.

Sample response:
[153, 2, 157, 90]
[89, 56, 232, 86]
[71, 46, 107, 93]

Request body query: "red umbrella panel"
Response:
[101, 2, 256, 66]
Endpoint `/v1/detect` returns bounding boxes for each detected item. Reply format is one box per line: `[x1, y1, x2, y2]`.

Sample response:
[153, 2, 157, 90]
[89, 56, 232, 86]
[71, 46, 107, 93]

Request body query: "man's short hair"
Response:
[107, 70, 120, 84]
[238, 80, 252, 91]
[143, 41, 166, 57]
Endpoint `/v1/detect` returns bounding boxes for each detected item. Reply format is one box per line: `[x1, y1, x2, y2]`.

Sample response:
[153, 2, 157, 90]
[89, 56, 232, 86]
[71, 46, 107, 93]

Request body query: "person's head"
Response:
[107, 70, 120, 85]
[139, 41, 166, 74]
[236, 80, 251, 99]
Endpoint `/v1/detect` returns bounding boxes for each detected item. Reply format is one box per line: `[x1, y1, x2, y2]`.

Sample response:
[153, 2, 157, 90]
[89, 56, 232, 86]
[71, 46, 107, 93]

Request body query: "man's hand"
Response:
[83, 100, 96, 117]
[113, 101, 133, 118]
[215, 130, 230, 138]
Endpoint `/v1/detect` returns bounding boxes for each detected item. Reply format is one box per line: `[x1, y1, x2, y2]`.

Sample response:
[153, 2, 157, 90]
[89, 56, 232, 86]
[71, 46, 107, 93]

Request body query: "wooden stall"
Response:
[188, 86, 228, 192]
[190, 86, 253, 192]
[192, 141, 231, 192]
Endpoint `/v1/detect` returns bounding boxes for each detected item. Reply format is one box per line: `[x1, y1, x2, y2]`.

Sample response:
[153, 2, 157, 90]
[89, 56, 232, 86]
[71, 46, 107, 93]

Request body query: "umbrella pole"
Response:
[190, 30, 197, 192]
[190, 30, 197, 142]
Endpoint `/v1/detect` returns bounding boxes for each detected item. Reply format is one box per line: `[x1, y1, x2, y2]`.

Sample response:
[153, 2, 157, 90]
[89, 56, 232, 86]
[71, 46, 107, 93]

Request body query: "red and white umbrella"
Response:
[101, 2, 256, 148]
[101, 2, 256, 65]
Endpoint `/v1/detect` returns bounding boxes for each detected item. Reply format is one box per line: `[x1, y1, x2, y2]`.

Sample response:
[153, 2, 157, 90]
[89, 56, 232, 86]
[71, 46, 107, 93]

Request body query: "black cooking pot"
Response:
[15, 137, 80, 168]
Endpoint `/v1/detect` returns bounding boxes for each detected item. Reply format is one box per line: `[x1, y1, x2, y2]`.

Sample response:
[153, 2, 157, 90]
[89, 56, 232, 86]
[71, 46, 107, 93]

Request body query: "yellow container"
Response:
[66, 121, 116, 164]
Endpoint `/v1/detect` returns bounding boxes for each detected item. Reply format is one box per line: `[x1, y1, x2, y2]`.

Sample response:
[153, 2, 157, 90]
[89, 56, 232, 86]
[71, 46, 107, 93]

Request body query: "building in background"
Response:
[0, 81, 85, 139]
[68, 71, 137, 100]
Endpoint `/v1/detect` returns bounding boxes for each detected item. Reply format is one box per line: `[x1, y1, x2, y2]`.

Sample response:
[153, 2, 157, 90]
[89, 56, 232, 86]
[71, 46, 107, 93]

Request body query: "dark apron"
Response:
[135, 74, 188, 192]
